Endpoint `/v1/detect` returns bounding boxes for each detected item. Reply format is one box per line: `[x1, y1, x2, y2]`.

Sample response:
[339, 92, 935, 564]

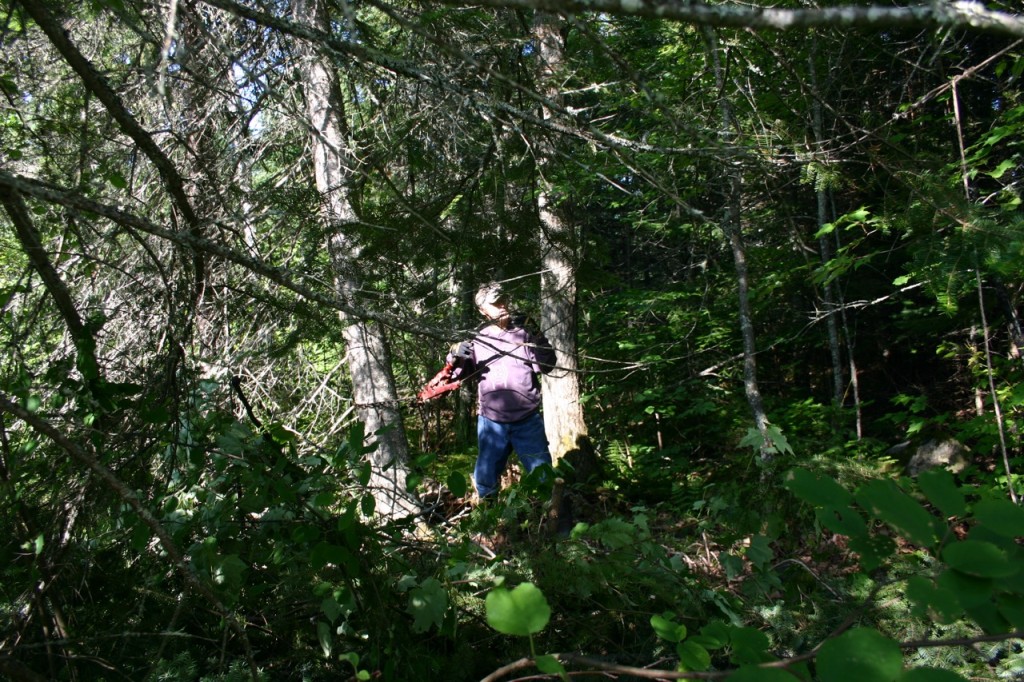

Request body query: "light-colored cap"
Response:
[474, 282, 505, 309]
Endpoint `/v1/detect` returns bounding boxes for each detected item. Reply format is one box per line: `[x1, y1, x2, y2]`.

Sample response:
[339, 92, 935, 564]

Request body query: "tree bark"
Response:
[531, 13, 596, 479]
[296, 0, 420, 520]
[807, 54, 844, 410]
[705, 28, 772, 459]
[425, 0, 1024, 38]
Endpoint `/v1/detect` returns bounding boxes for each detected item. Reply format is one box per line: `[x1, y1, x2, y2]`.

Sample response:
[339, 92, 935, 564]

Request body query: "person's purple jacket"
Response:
[448, 322, 555, 423]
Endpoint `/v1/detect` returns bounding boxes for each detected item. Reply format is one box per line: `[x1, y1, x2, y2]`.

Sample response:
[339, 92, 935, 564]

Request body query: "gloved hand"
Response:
[450, 341, 473, 364]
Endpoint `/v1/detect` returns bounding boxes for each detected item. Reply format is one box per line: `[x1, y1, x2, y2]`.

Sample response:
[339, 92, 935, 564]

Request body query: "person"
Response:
[447, 282, 556, 499]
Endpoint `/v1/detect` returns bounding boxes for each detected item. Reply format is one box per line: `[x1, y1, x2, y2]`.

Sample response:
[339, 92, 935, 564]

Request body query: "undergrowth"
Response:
[405, 428, 1013, 682]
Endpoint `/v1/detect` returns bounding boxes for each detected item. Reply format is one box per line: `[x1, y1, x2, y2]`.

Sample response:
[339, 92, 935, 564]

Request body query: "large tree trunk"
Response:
[296, 0, 420, 520]
[531, 14, 596, 480]
[538, 197, 591, 467]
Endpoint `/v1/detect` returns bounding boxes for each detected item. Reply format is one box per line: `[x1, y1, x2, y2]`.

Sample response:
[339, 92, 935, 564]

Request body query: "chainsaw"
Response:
[417, 361, 461, 402]
[417, 341, 474, 403]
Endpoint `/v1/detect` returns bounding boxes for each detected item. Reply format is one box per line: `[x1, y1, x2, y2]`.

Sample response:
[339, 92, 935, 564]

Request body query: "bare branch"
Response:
[427, 0, 1024, 38]
[19, 0, 199, 228]
[0, 170, 451, 340]
[0, 186, 90, 346]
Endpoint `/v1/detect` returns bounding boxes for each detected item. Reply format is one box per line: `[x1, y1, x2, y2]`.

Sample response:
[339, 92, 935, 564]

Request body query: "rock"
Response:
[904, 439, 968, 477]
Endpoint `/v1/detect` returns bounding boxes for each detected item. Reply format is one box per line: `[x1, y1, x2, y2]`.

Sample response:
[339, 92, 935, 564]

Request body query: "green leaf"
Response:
[729, 626, 772, 665]
[651, 613, 687, 642]
[916, 469, 966, 519]
[739, 427, 766, 453]
[816, 628, 902, 682]
[485, 583, 551, 636]
[849, 533, 896, 572]
[764, 424, 793, 455]
[719, 552, 744, 581]
[942, 540, 1018, 578]
[447, 470, 468, 498]
[978, 124, 1017, 148]
[216, 423, 250, 456]
[407, 578, 448, 633]
[856, 479, 940, 548]
[317, 621, 332, 658]
[815, 505, 868, 538]
[348, 421, 367, 457]
[783, 469, 854, 508]
[745, 535, 773, 570]
[937, 569, 992, 608]
[691, 621, 730, 649]
[965, 600, 1011, 634]
[846, 207, 872, 222]
[535, 654, 566, 677]
[360, 493, 376, 517]
[322, 596, 344, 623]
[814, 222, 837, 238]
[23, 534, 44, 555]
[973, 498, 1024, 538]
[905, 576, 962, 623]
[213, 554, 248, 591]
[999, 594, 1024, 630]
[589, 518, 637, 549]
[986, 159, 1016, 180]
[677, 640, 712, 671]
[291, 524, 321, 545]
[357, 461, 372, 487]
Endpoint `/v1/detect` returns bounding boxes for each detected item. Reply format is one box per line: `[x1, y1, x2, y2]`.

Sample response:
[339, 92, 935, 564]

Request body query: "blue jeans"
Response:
[474, 411, 551, 498]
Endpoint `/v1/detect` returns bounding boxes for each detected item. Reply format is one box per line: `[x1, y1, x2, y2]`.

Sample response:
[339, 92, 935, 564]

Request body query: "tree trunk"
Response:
[296, 0, 420, 520]
[723, 192, 771, 451]
[808, 68, 844, 408]
[807, 49, 863, 434]
[705, 28, 772, 459]
[531, 13, 597, 479]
